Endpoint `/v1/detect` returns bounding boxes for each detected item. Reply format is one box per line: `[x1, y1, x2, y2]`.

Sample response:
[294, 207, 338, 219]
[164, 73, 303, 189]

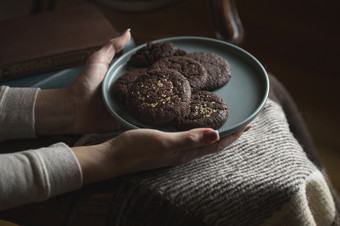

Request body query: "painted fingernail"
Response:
[203, 129, 220, 144]
[244, 125, 251, 132]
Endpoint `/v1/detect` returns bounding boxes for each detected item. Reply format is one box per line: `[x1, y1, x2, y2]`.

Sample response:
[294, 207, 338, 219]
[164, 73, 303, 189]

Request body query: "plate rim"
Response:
[102, 36, 269, 136]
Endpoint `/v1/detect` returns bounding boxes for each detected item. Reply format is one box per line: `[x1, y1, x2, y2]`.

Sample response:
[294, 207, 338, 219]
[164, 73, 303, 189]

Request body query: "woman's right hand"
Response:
[73, 127, 249, 184]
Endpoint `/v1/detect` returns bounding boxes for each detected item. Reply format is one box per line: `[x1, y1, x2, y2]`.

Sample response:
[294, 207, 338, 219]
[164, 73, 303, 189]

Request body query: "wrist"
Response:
[35, 88, 75, 136]
[72, 141, 121, 184]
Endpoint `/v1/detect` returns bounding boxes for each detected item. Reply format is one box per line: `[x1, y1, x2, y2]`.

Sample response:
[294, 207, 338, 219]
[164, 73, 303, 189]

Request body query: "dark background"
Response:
[236, 0, 340, 192]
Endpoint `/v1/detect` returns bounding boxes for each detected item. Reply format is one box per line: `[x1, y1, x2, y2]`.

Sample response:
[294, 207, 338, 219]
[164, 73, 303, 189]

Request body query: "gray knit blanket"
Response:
[75, 99, 338, 226]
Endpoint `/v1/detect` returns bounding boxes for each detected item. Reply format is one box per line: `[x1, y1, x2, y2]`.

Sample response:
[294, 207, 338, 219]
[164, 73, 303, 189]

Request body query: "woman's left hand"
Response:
[35, 29, 131, 135]
[66, 29, 131, 134]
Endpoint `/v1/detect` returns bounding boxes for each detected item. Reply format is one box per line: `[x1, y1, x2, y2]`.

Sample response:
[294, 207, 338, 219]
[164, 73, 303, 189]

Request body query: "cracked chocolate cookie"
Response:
[173, 90, 228, 130]
[127, 41, 186, 67]
[125, 69, 191, 126]
[186, 52, 231, 91]
[150, 56, 208, 90]
[113, 68, 148, 102]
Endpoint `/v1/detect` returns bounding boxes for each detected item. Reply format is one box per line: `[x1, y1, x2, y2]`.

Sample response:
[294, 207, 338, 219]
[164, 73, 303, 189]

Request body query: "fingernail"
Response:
[244, 125, 251, 132]
[126, 28, 131, 33]
[203, 129, 220, 144]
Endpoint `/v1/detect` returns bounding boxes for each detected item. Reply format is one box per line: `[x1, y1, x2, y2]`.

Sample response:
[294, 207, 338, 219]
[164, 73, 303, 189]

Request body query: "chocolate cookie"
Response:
[186, 52, 231, 91]
[173, 90, 228, 130]
[150, 56, 208, 90]
[127, 42, 186, 67]
[113, 68, 148, 102]
[125, 69, 191, 126]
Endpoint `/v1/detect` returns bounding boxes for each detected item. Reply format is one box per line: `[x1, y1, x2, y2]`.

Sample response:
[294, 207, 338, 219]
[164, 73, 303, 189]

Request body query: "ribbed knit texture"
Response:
[0, 86, 38, 141]
[0, 142, 83, 211]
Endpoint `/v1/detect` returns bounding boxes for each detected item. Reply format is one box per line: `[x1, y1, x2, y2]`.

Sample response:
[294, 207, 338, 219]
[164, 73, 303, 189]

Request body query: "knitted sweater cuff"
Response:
[0, 86, 39, 140]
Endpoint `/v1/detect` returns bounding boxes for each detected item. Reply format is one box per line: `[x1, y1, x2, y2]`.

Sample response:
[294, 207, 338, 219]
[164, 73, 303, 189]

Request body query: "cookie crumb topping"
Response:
[138, 79, 177, 108]
[193, 103, 216, 118]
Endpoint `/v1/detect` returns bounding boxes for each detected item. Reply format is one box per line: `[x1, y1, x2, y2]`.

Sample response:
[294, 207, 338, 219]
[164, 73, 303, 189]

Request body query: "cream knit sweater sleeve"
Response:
[0, 86, 82, 210]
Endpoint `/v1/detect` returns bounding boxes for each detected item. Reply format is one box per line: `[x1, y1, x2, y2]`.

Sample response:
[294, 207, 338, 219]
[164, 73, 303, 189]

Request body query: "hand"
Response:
[35, 29, 131, 135]
[66, 29, 131, 134]
[73, 126, 249, 184]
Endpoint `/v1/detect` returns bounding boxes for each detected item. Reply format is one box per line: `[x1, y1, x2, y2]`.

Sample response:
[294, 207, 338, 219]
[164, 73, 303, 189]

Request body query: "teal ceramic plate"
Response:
[102, 36, 269, 137]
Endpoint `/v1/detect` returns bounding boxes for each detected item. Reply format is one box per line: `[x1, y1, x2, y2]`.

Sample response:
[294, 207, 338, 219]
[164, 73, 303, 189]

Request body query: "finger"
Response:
[190, 125, 251, 158]
[164, 128, 220, 151]
[167, 126, 249, 166]
[110, 29, 132, 54]
[75, 29, 131, 85]
[87, 28, 131, 66]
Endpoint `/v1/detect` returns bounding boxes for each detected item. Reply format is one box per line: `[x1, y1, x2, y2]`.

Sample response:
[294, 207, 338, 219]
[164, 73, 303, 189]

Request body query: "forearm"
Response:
[0, 86, 76, 139]
[35, 88, 75, 136]
[0, 143, 82, 211]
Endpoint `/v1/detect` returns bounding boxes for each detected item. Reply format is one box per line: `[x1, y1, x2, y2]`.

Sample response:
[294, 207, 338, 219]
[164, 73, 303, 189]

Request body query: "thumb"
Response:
[87, 28, 131, 66]
[165, 128, 220, 151]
